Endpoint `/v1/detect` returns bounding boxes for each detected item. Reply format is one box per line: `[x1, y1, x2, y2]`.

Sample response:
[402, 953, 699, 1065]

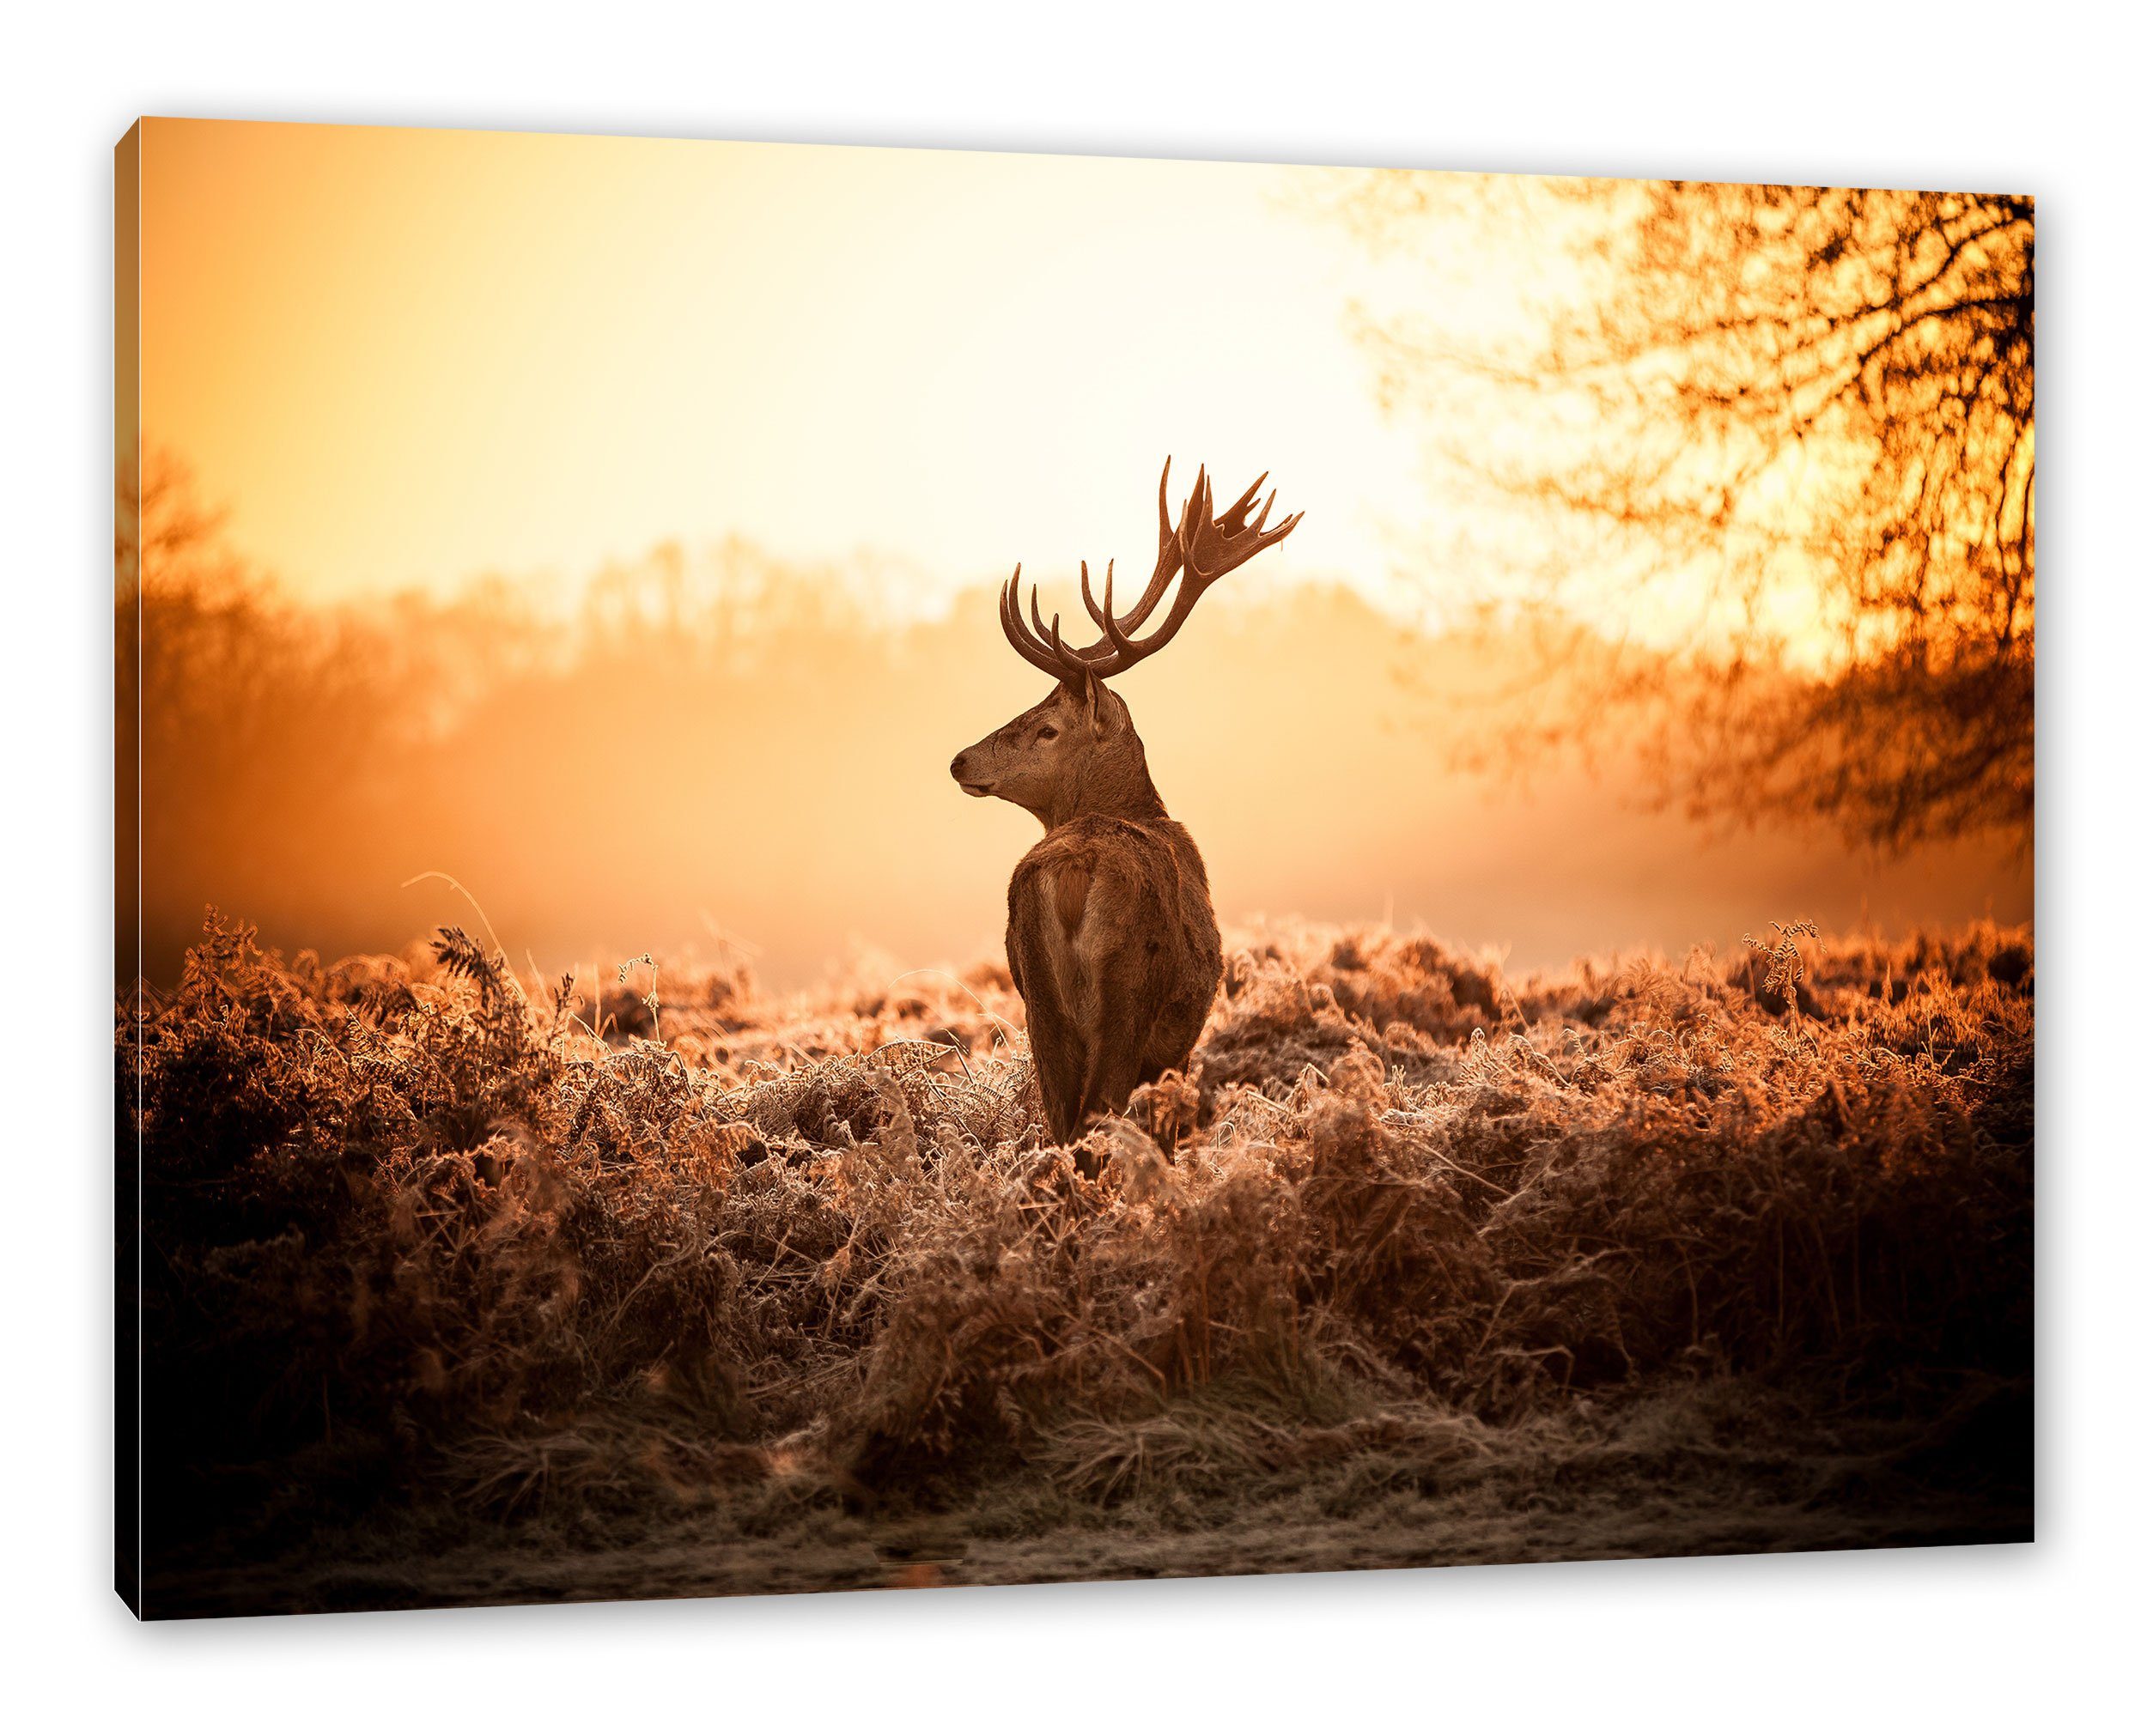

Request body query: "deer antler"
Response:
[1000, 458, 1302, 683]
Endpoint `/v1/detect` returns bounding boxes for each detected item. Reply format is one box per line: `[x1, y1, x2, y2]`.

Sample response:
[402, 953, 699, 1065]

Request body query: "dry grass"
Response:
[121, 910, 2033, 1612]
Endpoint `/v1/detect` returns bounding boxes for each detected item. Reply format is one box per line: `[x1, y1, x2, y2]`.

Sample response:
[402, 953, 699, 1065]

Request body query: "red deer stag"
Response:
[950, 460, 1302, 1142]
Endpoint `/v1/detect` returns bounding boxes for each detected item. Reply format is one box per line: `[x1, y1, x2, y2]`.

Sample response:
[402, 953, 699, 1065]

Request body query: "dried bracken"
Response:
[121, 908, 2032, 1606]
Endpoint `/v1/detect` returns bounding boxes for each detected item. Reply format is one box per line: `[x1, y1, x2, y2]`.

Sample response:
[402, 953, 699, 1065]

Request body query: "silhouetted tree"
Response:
[1347, 178, 2033, 849]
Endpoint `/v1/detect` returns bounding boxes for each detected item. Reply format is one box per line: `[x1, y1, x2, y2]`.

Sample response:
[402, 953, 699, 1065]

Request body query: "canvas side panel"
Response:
[115, 118, 143, 1620]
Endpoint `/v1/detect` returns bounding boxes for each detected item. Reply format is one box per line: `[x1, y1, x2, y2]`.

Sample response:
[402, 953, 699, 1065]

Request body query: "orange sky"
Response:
[125, 122, 2028, 985]
[134, 122, 1894, 664]
[138, 118, 1482, 616]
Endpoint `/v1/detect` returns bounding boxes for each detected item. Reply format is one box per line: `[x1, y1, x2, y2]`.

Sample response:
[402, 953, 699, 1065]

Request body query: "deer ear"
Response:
[1081, 668, 1109, 736]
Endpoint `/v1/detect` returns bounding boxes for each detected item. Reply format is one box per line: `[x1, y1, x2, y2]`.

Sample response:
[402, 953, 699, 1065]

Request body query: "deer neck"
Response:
[1036, 739, 1169, 832]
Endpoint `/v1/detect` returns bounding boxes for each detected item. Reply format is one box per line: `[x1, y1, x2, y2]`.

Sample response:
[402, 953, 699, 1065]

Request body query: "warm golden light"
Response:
[141, 119, 1432, 613]
[128, 122, 2029, 988]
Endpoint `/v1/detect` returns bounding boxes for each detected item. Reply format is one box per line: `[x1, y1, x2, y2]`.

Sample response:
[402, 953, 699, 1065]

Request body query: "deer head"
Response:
[950, 459, 1302, 829]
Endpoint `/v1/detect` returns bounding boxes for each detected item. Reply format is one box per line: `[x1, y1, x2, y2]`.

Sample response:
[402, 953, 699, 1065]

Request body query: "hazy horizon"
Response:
[123, 501, 2030, 991]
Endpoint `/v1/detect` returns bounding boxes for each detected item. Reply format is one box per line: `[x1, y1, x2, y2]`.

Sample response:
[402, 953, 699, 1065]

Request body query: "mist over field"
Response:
[120, 533, 2028, 993]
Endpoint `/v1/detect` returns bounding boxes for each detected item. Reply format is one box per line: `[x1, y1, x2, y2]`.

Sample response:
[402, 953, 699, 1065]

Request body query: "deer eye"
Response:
[1037, 725, 1060, 742]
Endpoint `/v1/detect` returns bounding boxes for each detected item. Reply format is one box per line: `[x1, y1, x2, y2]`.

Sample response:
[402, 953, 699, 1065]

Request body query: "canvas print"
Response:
[115, 122, 2033, 1617]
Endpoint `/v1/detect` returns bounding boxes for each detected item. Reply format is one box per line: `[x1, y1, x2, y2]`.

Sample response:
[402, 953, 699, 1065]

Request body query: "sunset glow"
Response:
[125, 122, 2030, 989]
[141, 119, 1432, 614]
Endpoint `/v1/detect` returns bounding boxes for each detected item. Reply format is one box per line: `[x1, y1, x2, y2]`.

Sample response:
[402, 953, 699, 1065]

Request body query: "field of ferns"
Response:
[122, 911, 2034, 1613]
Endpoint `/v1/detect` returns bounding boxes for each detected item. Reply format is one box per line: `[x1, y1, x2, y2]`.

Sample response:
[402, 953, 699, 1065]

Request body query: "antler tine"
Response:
[1080, 559, 1138, 658]
[1001, 563, 1080, 680]
[1218, 471, 1269, 534]
[1027, 583, 1057, 652]
[1105, 464, 1300, 669]
[1032, 579, 1101, 683]
[999, 567, 1035, 660]
[1112, 458, 1184, 635]
[1079, 559, 1111, 633]
[996, 462, 1299, 683]
[1183, 481, 1300, 581]
[1099, 556, 1134, 657]
[1154, 456, 1175, 566]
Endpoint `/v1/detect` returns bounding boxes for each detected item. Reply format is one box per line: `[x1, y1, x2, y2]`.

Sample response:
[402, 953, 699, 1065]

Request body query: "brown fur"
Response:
[1052, 861, 1092, 938]
[952, 677, 1223, 1141]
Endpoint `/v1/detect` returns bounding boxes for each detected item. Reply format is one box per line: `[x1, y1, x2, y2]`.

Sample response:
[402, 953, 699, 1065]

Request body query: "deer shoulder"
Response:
[1013, 818, 1161, 944]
